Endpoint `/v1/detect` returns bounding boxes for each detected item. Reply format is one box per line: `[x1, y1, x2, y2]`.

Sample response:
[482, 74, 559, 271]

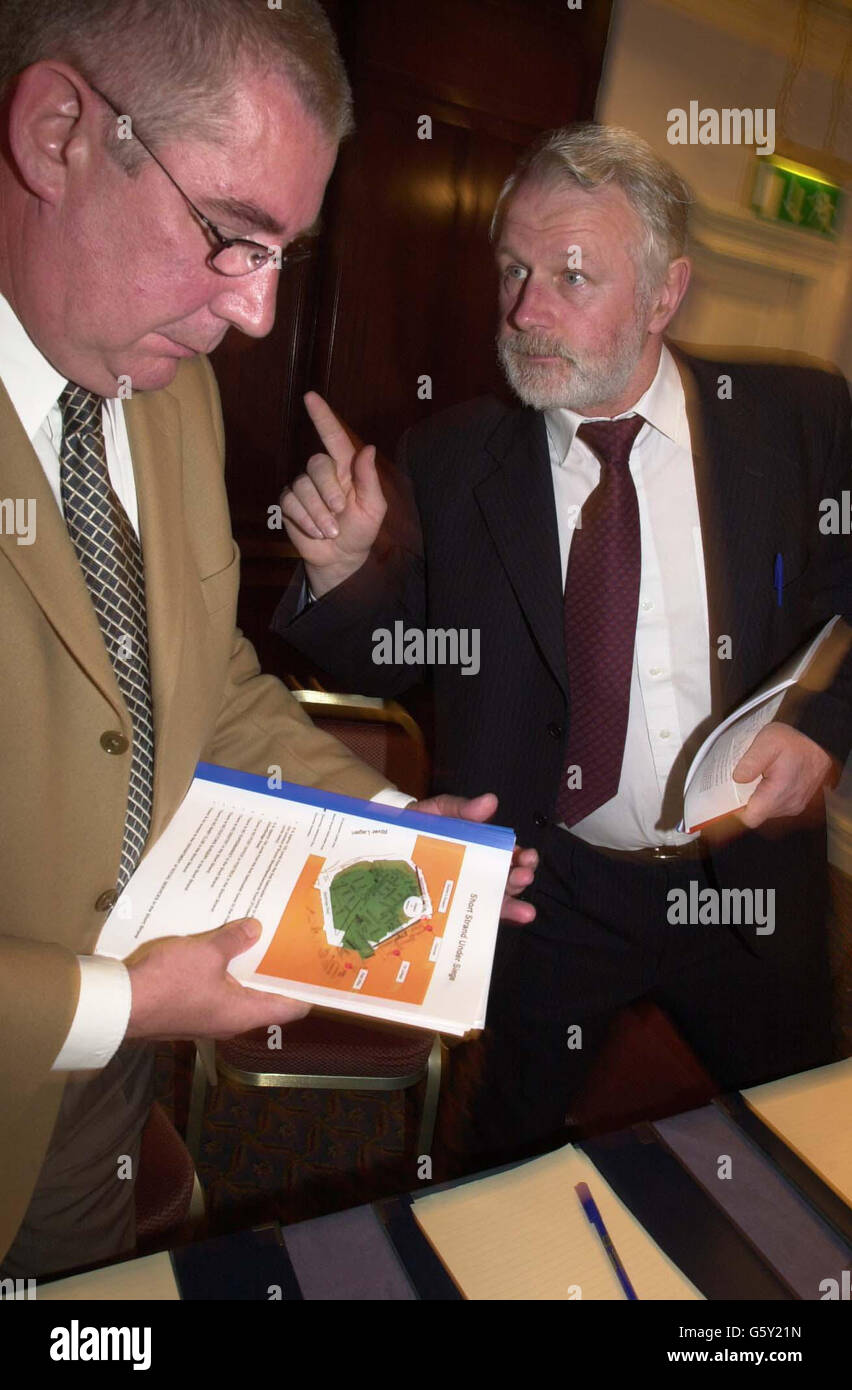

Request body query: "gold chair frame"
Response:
[186, 1033, 444, 1168]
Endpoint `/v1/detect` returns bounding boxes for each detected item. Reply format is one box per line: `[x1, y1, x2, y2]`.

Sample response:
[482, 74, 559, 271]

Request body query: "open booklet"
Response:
[680, 615, 842, 833]
[95, 763, 515, 1036]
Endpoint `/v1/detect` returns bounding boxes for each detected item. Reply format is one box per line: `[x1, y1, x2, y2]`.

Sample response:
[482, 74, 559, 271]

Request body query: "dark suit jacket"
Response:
[273, 349, 852, 959]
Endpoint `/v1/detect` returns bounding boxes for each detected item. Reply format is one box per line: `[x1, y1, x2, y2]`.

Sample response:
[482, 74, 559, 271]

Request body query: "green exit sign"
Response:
[751, 155, 842, 236]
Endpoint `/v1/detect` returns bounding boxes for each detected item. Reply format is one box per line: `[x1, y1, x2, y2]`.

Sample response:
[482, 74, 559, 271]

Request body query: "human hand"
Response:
[125, 918, 310, 1042]
[280, 392, 387, 596]
[732, 722, 835, 830]
[408, 790, 538, 924]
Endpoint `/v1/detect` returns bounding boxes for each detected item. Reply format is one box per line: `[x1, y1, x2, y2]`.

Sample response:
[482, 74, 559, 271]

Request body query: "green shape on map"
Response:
[329, 859, 422, 959]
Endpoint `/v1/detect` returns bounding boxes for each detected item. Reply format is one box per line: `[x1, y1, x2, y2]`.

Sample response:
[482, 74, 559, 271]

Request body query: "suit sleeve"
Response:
[201, 623, 399, 800]
[0, 939, 80, 1093]
[270, 430, 428, 696]
[776, 372, 852, 762]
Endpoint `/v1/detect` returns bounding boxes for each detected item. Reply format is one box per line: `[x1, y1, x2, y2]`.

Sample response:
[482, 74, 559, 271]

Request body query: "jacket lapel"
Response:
[0, 379, 125, 716]
[672, 348, 778, 714]
[474, 407, 569, 699]
[0, 378, 189, 827]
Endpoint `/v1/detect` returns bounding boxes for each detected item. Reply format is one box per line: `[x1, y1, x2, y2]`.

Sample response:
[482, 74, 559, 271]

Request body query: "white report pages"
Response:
[681, 614, 842, 832]
[96, 764, 515, 1036]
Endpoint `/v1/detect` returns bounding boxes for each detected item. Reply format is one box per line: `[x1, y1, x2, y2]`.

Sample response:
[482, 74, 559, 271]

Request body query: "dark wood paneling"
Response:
[355, 0, 610, 130]
[212, 258, 318, 533]
[312, 100, 516, 455]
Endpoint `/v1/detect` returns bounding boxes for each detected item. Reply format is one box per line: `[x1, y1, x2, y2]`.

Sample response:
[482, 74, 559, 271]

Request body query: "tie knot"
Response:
[576, 414, 644, 470]
[59, 383, 103, 435]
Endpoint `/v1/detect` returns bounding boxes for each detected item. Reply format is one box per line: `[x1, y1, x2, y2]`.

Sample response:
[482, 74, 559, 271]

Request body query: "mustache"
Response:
[501, 334, 575, 361]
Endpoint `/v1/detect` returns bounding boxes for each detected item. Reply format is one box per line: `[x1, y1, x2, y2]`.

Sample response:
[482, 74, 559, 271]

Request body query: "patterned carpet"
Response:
[154, 1040, 464, 1237]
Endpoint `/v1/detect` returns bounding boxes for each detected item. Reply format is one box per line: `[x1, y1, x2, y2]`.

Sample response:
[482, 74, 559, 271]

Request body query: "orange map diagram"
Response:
[256, 833, 465, 1004]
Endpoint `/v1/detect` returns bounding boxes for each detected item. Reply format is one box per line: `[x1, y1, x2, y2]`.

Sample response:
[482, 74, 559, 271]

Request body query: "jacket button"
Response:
[95, 889, 119, 912]
[100, 731, 129, 755]
[534, 813, 548, 828]
[547, 722, 563, 739]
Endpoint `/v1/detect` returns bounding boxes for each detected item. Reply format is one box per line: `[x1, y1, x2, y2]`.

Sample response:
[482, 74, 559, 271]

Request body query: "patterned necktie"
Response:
[555, 414, 645, 827]
[59, 385, 155, 890]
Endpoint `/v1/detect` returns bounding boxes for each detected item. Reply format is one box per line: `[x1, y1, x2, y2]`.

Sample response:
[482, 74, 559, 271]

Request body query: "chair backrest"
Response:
[289, 689, 430, 800]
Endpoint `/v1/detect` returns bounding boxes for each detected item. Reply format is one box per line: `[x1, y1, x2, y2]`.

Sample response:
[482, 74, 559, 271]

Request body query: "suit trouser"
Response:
[0, 1040, 155, 1280]
[472, 823, 834, 1167]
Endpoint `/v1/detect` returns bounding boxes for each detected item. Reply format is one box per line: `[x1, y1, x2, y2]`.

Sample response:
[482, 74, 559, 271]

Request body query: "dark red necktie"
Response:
[555, 414, 645, 827]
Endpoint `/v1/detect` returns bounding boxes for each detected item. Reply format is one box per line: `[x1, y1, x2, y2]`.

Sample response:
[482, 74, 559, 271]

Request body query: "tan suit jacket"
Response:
[0, 355, 389, 1260]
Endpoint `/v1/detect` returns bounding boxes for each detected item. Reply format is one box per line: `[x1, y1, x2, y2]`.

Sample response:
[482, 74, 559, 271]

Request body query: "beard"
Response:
[497, 317, 648, 413]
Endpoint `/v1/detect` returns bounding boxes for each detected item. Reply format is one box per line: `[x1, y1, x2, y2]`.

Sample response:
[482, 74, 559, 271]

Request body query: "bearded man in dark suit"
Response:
[274, 124, 852, 1164]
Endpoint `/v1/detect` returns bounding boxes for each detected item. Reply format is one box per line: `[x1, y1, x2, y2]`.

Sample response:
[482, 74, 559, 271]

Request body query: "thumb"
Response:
[212, 917, 263, 960]
[448, 791, 498, 823]
[351, 444, 385, 512]
[732, 752, 763, 783]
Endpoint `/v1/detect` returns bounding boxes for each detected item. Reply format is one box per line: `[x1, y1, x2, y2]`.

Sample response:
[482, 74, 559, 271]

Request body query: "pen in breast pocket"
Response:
[774, 553, 783, 607]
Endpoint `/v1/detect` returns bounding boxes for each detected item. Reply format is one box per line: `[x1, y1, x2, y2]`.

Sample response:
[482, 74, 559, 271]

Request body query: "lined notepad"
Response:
[744, 1057, 852, 1206]
[413, 1144, 703, 1300]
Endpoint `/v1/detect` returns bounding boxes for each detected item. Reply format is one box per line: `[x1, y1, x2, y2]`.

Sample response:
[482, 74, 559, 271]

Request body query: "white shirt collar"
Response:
[0, 291, 68, 441]
[545, 342, 690, 466]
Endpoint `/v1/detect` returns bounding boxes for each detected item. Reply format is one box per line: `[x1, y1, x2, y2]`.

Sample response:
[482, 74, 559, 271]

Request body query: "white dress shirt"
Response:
[547, 345, 713, 850]
[0, 293, 406, 1071]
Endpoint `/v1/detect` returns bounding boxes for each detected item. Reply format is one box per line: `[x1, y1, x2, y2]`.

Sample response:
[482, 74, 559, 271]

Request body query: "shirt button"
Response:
[641, 600, 653, 611]
[100, 731, 129, 755]
[534, 813, 549, 828]
[649, 666, 663, 677]
[95, 889, 119, 912]
[546, 722, 563, 740]
[659, 729, 671, 740]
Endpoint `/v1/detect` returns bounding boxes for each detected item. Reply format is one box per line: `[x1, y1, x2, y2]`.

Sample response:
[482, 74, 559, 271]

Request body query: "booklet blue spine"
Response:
[194, 762, 516, 852]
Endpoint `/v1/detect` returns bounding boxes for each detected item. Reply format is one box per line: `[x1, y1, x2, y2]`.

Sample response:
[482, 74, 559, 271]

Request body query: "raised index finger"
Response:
[304, 391, 363, 466]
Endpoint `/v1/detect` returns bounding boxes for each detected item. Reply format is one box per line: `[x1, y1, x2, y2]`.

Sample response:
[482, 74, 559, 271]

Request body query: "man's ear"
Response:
[7, 62, 95, 203]
[646, 257, 691, 335]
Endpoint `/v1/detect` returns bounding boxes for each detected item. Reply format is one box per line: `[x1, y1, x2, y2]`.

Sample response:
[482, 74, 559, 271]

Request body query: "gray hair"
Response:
[490, 123, 693, 294]
[0, 0, 352, 170]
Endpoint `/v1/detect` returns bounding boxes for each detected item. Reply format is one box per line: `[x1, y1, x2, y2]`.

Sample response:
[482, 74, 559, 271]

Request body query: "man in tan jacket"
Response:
[0, 0, 535, 1277]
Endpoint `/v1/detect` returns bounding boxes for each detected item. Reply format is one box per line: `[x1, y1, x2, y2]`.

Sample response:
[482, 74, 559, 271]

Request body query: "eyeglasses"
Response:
[89, 84, 312, 277]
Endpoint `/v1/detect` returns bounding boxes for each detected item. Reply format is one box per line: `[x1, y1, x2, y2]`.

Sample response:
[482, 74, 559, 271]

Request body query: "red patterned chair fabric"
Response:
[135, 1100, 196, 1249]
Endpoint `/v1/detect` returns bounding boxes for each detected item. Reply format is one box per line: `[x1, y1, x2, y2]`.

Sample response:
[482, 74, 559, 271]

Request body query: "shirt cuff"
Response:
[370, 787, 417, 808]
[297, 579, 317, 613]
[50, 956, 133, 1071]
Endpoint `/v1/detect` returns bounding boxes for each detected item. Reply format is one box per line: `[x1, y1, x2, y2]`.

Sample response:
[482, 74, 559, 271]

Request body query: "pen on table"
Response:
[575, 1181, 638, 1300]
[774, 552, 784, 607]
